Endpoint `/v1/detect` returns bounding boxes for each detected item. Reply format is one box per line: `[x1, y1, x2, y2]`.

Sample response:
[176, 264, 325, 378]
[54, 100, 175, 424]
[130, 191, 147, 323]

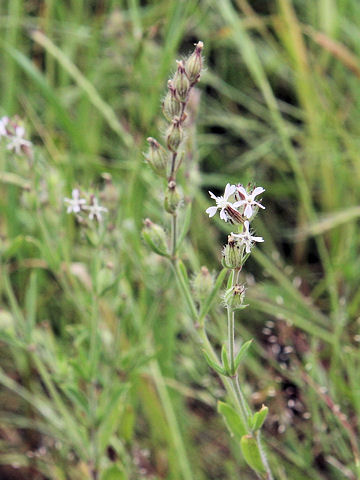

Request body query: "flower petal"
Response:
[208, 191, 217, 200]
[254, 201, 265, 209]
[220, 208, 228, 221]
[244, 204, 253, 218]
[252, 186, 265, 197]
[206, 206, 218, 217]
[224, 183, 236, 200]
[232, 200, 244, 209]
[252, 236, 264, 243]
[236, 185, 247, 198]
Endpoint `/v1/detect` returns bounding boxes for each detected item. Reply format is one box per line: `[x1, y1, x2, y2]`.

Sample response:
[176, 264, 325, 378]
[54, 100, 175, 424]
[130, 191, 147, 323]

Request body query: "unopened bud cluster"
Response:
[144, 41, 203, 189]
[143, 41, 204, 257]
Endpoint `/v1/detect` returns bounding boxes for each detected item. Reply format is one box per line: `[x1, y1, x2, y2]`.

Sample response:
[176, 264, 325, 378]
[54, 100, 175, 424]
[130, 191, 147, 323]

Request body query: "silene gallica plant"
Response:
[142, 42, 274, 479]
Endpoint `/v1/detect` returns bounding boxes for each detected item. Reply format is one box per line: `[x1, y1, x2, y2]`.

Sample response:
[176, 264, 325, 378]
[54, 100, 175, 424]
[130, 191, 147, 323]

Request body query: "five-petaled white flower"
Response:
[84, 197, 108, 222]
[206, 183, 241, 222]
[236, 185, 265, 219]
[231, 221, 264, 254]
[64, 189, 87, 214]
[0, 116, 9, 139]
[6, 126, 32, 155]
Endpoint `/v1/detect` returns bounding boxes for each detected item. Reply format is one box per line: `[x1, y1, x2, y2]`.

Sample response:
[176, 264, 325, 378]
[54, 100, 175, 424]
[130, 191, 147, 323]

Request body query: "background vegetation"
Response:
[1, 0, 360, 478]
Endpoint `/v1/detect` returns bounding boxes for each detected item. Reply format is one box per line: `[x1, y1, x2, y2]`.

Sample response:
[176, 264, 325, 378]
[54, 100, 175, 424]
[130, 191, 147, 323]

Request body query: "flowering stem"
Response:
[169, 152, 178, 181]
[171, 213, 177, 258]
[228, 308, 235, 374]
[228, 271, 236, 375]
[171, 262, 274, 478]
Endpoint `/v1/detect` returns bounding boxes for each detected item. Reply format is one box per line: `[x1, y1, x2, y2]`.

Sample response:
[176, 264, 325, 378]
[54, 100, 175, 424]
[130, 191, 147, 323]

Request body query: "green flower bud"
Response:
[162, 81, 182, 122]
[145, 137, 169, 178]
[185, 41, 203, 84]
[142, 218, 168, 256]
[173, 60, 190, 102]
[192, 266, 214, 301]
[166, 118, 184, 152]
[222, 234, 243, 269]
[223, 284, 247, 311]
[164, 180, 181, 214]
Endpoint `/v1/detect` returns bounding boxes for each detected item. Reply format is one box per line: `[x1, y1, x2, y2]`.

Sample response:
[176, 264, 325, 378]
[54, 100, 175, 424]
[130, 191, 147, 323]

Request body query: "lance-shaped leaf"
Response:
[218, 401, 247, 440]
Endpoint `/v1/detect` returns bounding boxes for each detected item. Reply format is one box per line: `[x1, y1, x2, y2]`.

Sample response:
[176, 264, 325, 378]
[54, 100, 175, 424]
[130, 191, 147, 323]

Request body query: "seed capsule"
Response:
[166, 118, 184, 152]
[162, 81, 182, 122]
[173, 60, 190, 102]
[223, 284, 246, 311]
[222, 234, 243, 269]
[164, 180, 181, 214]
[145, 137, 169, 178]
[185, 41, 203, 84]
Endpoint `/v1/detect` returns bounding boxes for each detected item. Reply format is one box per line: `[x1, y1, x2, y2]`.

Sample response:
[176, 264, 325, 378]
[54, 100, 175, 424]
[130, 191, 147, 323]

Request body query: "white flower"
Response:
[64, 189, 87, 214]
[231, 221, 264, 254]
[236, 185, 265, 219]
[206, 183, 240, 222]
[0, 116, 9, 139]
[6, 126, 32, 155]
[84, 197, 108, 222]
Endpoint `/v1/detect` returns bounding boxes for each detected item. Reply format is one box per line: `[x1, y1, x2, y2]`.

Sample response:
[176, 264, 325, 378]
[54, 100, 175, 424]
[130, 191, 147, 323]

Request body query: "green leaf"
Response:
[202, 350, 226, 376]
[217, 401, 247, 440]
[142, 230, 169, 257]
[250, 405, 269, 431]
[221, 345, 231, 376]
[234, 339, 253, 371]
[226, 269, 234, 289]
[240, 434, 266, 474]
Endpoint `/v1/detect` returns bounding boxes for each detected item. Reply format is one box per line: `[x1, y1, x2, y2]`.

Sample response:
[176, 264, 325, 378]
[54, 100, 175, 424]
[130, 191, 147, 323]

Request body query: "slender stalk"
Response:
[171, 213, 177, 257]
[228, 308, 235, 374]
[255, 430, 274, 480]
[169, 151, 178, 180]
[171, 262, 274, 478]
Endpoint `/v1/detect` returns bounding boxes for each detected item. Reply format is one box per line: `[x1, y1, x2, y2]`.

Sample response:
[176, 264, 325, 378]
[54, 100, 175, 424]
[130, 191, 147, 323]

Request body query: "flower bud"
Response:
[185, 41, 203, 84]
[222, 234, 243, 269]
[223, 284, 246, 311]
[145, 137, 169, 178]
[166, 118, 184, 152]
[162, 81, 182, 122]
[164, 180, 181, 214]
[192, 266, 214, 301]
[173, 60, 190, 102]
[142, 218, 168, 256]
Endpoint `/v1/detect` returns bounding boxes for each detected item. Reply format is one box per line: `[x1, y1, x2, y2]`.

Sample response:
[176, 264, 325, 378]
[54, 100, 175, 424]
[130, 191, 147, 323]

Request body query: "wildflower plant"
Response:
[143, 42, 274, 479]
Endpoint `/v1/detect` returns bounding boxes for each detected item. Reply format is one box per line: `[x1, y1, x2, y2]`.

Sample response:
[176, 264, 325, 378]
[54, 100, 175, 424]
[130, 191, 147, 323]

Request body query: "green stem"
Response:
[228, 308, 235, 374]
[171, 262, 274, 478]
[171, 213, 177, 257]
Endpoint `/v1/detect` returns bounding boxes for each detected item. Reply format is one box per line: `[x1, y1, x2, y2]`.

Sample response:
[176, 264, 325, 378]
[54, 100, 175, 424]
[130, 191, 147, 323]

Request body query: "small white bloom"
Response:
[0, 116, 9, 139]
[206, 183, 240, 222]
[64, 189, 87, 214]
[84, 197, 108, 222]
[236, 185, 265, 219]
[6, 126, 32, 155]
[231, 221, 264, 254]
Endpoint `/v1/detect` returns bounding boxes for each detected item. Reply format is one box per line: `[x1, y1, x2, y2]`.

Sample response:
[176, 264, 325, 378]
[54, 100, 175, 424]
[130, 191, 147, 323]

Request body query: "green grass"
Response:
[1, 0, 360, 479]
